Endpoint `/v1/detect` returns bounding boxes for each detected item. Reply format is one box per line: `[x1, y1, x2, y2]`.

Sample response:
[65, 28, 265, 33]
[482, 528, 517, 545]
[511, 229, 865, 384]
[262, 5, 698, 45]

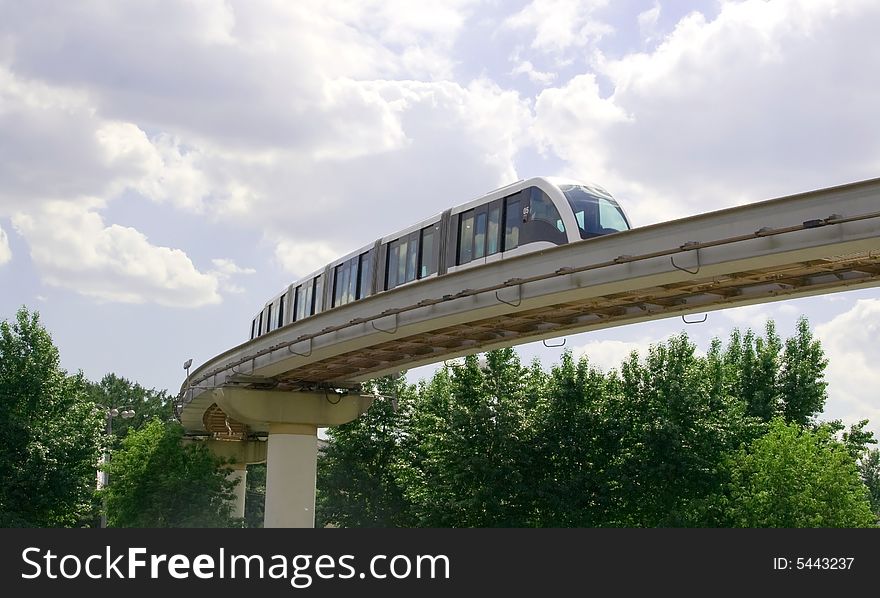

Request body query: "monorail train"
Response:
[249, 177, 632, 340]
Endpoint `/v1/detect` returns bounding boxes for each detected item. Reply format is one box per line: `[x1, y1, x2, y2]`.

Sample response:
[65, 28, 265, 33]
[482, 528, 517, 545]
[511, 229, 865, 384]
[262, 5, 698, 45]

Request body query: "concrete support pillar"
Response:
[198, 439, 267, 522]
[212, 388, 373, 529]
[264, 423, 318, 528]
[227, 465, 248, 519]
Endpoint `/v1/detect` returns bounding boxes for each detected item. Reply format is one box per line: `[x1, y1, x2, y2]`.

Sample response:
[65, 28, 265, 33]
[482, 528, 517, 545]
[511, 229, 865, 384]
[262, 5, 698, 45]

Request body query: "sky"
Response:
[1, 0, 879, 436]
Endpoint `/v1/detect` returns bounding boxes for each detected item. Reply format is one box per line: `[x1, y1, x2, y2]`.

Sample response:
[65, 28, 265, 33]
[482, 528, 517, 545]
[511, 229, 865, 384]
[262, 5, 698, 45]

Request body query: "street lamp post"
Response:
[99, 407, 135, 528]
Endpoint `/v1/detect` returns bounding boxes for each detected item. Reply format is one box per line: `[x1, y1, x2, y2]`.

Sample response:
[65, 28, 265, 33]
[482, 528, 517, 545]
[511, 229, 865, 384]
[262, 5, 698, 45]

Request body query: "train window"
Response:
[561, 185, 630, 238]
[279, 295, 286, 328]
[487, 203, 501, 255]
[599, 199, 629, 233]
[504, 197, 520, 251]
[387, 241, 400, 289]
[267, 304, 273, 333]
[303, 280, 313, 317]
[419, 225, 437, 278]
[334, 262, 351, 307]
[458, 209, 474, 264]
[474, 210, 487, 259]
[387, 238, 411, 289]
[405, 231, 418, 283]
[296, 285, 307, 321]
[529, 188, 565, 233]
[347, 258, 359, 303]
[359, 252, 372, 298]
[396, 238, 408, 286]
[251, 319, 256, 340]
[334, 265, 342, 306]
[257, 312, 263, 337]
[314, 275, 324, 314]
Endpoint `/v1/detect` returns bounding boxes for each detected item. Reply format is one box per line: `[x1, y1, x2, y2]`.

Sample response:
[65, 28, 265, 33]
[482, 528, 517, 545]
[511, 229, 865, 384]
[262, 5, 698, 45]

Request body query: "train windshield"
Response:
[560, 185, 631, 239]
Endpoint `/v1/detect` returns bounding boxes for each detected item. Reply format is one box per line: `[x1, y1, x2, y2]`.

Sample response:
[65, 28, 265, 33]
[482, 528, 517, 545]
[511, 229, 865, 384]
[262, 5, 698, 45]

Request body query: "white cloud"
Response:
[0, 2, 537, 308]
[325, 0, 480, 79]
[11, 203, 222, 307]
[0, 66, 123, 211]
[571, 336, 668, 372]
[533, 0, 880, 223]
[0, 2, 535, 279]
[96, 123, 213, 213]
[511, 60, 558, 86]
[815, 299, 880, 437]
[210, 258, 256, 277]
[721, 302, 801, 332]
[0, 225, 10, 265]
[210, 258, 256, 294]
[0, 66, 213, 215]
[216, 78, 532, 248]
[209, 258, 257, 293]
[275, 239, 343, 279]
[533, 73, 631, 200]
[637, 1, 661, 44]
[504, 0, 612, 56]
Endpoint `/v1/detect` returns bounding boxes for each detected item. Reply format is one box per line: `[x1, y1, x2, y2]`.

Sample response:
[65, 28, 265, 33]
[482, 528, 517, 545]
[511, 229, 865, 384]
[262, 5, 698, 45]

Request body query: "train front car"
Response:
[448, 177, 632, 274]
[540, 178, 632, 243]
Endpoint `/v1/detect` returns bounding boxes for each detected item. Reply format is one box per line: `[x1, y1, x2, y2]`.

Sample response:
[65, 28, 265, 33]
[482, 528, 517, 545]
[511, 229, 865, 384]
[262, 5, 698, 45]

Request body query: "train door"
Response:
[484, 199, 504, 265]
[517, 187, 567, 248]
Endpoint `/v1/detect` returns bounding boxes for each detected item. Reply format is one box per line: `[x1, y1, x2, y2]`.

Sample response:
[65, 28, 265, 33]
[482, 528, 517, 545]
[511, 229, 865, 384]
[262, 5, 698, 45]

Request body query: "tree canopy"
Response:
[104, 419, 239, 527]
[0, 307, 103, 527]
[1, 306, 241, 528]
[2, 305, 874, 528]
[718, 418, 875, 527]
[317, 319, 877, 528]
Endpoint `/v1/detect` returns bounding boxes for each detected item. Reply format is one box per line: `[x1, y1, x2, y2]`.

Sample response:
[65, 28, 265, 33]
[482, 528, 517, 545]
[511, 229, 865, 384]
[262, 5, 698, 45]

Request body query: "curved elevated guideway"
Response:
[178, 177, 880, 527]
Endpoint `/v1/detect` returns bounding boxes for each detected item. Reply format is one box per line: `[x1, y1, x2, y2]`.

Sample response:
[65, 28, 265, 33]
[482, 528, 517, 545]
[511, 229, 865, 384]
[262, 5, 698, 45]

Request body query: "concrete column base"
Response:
[227, 465, 248, 519]
[264, 423, 318, 528]
[211, 389, 373, 528]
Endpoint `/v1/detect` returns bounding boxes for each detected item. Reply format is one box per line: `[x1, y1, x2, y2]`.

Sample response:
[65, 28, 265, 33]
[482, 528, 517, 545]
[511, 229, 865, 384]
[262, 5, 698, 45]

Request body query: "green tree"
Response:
[104, 420, 238, 527]
[0, 307, 103, 527]
[858, 449, 880, 522]
[531, 351, 614, 526]
[316, 375, 414, 527]
[403, 350, 536, 527]
[87, 373, 174, 440]
[829, 418, 880, 523]
[607, 333, 760, 526]
[779, 317, 828, 426]
[718, 418, 875, 527]
[722, 323, 783, 422]
[315, 318, 861, 529]
[244, 463, 266, 528]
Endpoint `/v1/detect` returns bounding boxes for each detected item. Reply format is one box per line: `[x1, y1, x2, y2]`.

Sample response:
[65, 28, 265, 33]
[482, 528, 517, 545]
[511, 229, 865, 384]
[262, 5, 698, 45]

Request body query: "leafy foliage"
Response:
[858, 449, 880, 522]
[317, 320, 876, 528]
[104, 420, 239, 527]
[403, 349, 537, 527]
[87, 373, 174, 441]
[0, 307, 103, 527]
[317, 375, 415, 527]
[244, 463, 266, 528]
[717, 419, 875, 527]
